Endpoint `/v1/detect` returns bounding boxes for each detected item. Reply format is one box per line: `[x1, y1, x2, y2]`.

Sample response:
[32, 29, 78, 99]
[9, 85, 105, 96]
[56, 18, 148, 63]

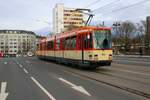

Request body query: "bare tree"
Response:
[141, 20, 146, 32]
[112, 21, 136, 53]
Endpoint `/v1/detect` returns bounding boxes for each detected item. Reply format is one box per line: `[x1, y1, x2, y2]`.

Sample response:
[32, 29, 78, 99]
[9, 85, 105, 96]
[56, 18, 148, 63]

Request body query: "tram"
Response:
[0, 52, 3, 58]
[36, 26, 112, 69]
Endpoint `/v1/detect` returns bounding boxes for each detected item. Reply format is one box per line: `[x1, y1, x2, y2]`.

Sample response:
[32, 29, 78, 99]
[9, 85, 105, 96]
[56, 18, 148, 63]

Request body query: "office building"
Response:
[0, 30, 36, 56]
[53, 4, 84, 34]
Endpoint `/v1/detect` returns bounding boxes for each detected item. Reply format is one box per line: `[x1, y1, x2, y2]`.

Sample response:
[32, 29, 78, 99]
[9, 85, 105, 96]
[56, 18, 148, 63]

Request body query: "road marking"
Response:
[111, 67, 150, 76]
[30, 77, 56, 100]
[4, 62, 7, 65]
[0, 82, 9, 100]
[23, 68, 29, 74]
[19, 64, 23, 68]
[58, 78, 91, 96]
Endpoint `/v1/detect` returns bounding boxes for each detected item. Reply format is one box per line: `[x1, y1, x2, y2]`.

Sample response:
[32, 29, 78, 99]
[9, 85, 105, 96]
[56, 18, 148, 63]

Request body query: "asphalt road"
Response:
[113, 55, 150, 67]
[0, 57, 148, 100]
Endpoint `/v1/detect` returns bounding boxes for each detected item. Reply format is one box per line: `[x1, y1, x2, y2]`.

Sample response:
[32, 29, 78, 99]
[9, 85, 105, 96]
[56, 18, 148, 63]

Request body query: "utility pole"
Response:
[113, 22, 121, 43]
[112, 22, 121, 54]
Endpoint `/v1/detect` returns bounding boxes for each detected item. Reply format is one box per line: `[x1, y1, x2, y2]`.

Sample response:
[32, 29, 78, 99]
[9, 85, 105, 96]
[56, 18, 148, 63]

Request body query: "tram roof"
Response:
[40, 26, 111, 43]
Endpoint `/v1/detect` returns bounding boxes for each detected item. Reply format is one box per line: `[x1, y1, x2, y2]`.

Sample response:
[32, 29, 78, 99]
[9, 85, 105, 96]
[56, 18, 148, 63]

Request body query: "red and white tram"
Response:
[36, 26, 112, 69]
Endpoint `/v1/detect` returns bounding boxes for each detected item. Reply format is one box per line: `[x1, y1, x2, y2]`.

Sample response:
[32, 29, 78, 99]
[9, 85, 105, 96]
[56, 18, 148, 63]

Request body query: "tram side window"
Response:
[62, 38, 66, 50]
[40, 43, 43, 50]
[47, 41, 54, 50]
[84, 33, 93, 49]
[38, 43, 41, 50]
[56, 39, 60, 50]
[78, 35, 82, 50]
[65, 38, 70, 49]
[70, 36, 76, 49]
[41, 42, 46, 50]
[44, 43, 47, 50]
[89, 33, 93, 48]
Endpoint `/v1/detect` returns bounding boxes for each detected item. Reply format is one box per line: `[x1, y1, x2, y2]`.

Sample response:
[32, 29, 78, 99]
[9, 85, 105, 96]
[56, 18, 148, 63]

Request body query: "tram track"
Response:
[96, 68, 150, 85]
[62, 67, 150, 99]
[24, 57, 150, 99]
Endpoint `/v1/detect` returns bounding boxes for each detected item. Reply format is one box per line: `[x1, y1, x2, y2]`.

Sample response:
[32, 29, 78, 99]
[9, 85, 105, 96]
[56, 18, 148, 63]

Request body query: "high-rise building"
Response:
[0, 30, 36, 56]
[53, 4, 84, 34]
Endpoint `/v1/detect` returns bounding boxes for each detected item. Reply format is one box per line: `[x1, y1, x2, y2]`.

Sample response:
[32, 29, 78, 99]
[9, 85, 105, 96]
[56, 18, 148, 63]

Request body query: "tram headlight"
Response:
[109, 54, 112, 60]
[94, 54, 98, 60]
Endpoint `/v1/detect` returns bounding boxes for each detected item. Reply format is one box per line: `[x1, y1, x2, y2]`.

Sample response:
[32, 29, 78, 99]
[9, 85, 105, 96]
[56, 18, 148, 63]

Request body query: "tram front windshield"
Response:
[93, 30, 111, 49]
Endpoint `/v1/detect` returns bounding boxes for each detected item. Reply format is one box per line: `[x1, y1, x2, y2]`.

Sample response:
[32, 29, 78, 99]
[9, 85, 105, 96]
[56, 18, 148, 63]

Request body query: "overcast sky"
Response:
[0, 0, 150, 35]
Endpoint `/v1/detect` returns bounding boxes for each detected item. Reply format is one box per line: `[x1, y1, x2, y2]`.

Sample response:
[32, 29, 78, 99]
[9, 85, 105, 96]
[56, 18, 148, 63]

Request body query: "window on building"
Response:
[1, 46, 4, 49]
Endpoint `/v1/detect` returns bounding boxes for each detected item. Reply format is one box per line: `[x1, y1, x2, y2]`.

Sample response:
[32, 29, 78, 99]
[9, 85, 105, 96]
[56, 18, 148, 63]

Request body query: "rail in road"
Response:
[28, 57, 150, 99]
[61, 65, 150, 99]
[33, 58, 149, 99]
[0, 57, 149, 100]
[113, 55, 150, 67]
[22, 57, 150, 99]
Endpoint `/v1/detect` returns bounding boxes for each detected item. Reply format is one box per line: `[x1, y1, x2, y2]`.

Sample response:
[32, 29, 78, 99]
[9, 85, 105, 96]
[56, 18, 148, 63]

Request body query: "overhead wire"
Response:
[97, 0, 150, 16]
[84, 0, 150, 25]
[92, 0, 121, 13]
[84, 0, 102, 8]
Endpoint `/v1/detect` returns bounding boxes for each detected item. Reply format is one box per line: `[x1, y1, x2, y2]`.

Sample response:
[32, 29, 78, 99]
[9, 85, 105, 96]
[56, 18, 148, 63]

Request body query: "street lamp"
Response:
[112, 22, 121, 54]
[137, 23, 145, 55]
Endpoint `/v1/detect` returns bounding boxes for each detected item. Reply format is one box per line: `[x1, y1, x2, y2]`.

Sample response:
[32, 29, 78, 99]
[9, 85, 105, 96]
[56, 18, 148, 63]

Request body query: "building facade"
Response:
[0, 30, 36, 56]
[53, 4, 84, 34]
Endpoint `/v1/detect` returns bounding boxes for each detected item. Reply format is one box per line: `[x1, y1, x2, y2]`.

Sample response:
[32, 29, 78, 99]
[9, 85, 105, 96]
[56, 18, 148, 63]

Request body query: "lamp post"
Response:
[112, 22, 121, 54]
[137, 23, 145, 55]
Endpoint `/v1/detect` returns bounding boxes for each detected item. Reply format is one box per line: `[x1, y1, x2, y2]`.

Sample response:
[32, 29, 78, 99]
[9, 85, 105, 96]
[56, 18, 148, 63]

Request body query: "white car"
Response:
[27, 52, 34, 57]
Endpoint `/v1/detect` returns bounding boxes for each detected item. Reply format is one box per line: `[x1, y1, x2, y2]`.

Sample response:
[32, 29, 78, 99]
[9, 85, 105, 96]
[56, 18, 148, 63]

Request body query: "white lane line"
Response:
[58, 78, 91, 96]
[19, 64, 23, 68]
[0, 82, 9, 100]
[59, 78, 76, 87]
[23, 68, 29, 74]
[111, 67, 150, 76]
[30, 77, 56, 100]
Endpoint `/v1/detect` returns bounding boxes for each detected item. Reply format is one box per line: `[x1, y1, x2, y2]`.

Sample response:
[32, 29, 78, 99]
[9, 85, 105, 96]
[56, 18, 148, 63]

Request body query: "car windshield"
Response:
[93, 30, 111, 49]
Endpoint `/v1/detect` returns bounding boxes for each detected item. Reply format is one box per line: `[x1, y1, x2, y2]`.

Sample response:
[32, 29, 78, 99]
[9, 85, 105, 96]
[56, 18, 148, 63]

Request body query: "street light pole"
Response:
[113, 22, 121, 54]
